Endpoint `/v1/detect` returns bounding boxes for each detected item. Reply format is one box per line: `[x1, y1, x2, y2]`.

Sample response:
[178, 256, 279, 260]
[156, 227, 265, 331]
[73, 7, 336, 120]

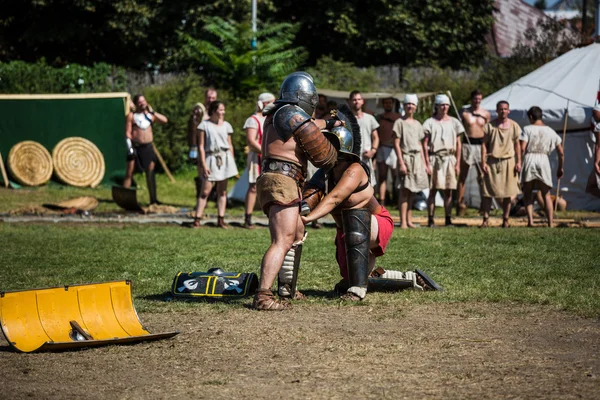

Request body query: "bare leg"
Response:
[501, 197, 511, 227]
[443, 189, 453, 221]
[123, 159, 135, 188]
[195, 179, 213, 220]
[456, 158, 469, 216]
[406, 192, 416, 228]
[523, 182, 534, 227]
[399, 188, 409, 229]
[480, 197, 492, 227]
[216, 180, 228, 217]
[259, 204, 301, 290]
[377, 162, 388, 206]
[541, 186, 553, 227]
[427, 189, 437, 227]
[245, 183, 257, 215]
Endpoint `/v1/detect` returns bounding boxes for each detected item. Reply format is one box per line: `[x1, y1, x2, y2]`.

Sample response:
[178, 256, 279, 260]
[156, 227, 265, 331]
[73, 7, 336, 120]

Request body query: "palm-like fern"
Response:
[175, 17, 307, 97]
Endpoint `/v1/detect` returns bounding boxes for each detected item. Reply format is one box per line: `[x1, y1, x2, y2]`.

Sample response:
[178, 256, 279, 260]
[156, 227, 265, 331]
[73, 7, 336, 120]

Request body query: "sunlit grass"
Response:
[0, 223, 598, 317]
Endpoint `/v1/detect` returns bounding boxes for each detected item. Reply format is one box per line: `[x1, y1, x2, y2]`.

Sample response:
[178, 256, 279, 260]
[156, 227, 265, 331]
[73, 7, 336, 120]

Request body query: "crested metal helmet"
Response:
[274, 71, 319, 115]
[324, 104, 361, 161]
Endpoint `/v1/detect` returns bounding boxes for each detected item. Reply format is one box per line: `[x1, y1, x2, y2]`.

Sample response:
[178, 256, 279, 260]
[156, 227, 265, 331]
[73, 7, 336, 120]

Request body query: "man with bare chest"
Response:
[253, 72, 340, 311]
[457, 90, 490, 216]
[124, 94, 168, 205]
[375, 97, 402, 205]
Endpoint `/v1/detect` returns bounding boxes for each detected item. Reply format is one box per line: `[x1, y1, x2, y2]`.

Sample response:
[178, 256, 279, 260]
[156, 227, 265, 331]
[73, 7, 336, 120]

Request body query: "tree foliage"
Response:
[170, 17, 306, 97]
[273, 0, 495, 69]
[306, 56, 382, 91]
[1, 0, 495, 72]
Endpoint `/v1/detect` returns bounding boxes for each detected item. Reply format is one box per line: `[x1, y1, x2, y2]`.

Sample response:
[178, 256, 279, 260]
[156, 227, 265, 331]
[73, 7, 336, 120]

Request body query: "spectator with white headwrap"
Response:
[242, 92, 276, 228]
[423, 94, 464, 227]
[393, 94, 429, 229]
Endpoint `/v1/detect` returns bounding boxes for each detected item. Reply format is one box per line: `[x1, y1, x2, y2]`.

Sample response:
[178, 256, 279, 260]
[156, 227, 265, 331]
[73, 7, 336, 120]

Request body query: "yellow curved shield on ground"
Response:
[0, 280, 178, 353]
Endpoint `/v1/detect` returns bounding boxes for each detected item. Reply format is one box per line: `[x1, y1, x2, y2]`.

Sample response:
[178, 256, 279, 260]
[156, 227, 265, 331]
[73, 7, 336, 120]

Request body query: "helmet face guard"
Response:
[275, 72, 318, 115]
[323, 104, 361, 161]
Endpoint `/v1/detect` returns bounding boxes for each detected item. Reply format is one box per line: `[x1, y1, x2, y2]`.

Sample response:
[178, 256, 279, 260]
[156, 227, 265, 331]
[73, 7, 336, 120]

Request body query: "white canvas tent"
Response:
[467, 43, 600, 211]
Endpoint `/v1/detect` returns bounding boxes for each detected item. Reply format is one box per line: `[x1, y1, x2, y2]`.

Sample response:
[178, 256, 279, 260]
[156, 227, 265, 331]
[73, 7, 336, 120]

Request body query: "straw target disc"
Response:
[7, 141, 53, 186]
[52, 137, 105, 188]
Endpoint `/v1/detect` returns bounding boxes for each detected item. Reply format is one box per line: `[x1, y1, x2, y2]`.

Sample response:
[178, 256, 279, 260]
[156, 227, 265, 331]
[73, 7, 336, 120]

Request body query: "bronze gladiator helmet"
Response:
[324, 103, 362, 161]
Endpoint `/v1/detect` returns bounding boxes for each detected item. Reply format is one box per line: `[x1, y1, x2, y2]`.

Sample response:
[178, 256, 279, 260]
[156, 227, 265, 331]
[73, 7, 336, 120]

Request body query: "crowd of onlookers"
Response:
[125, 87, 600, 229]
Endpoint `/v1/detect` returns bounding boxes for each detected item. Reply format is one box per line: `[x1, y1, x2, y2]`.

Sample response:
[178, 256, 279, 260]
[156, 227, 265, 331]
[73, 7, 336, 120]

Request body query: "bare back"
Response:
[461, 107, 489, 140]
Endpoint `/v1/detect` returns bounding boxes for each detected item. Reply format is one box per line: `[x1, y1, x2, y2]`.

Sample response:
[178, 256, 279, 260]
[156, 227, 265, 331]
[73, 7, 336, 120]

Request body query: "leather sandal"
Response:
[278, 284, 306, 300]
[252, 289, 289, 311]
[217, 216, 230, 229]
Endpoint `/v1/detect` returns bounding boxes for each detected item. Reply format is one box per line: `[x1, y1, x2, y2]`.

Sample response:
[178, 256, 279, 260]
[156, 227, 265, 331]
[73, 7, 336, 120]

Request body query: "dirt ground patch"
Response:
[1, 302, 598, 399]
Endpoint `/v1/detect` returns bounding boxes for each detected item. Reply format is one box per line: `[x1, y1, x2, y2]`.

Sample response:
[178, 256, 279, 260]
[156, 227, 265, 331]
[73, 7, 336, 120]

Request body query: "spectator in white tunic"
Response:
[393, 94, 429, 229]
[193, 101, 239, 228]
[242, 92, 275, 229]
[520, 106, 564, 227]
[423, 94, 464, 227]
[349, 90, 379, 186]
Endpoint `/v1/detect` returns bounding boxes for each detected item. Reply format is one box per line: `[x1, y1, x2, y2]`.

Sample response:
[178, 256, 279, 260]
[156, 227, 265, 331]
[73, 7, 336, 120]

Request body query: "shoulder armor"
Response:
[273, 104, 312, 141]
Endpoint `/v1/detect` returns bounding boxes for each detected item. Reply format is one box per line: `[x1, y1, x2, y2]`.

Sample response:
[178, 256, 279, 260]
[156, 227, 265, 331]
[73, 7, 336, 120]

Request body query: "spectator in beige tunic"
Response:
[423, 94, 464, 227]
[480, 101, 522, 228]
[393, 94, 429, 229]
[520, 106, 564, 227]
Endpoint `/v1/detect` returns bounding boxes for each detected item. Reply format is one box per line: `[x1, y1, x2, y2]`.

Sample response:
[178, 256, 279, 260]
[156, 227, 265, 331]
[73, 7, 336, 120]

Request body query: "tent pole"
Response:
[554, 101, 569, 214]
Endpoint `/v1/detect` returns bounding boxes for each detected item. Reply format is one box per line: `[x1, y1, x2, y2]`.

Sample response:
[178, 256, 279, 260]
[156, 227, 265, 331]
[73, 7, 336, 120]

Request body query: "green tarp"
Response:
[0, 93, 129, 185]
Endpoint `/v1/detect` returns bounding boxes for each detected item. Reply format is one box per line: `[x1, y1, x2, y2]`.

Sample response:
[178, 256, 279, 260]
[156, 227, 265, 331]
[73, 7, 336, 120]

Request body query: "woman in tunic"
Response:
[393, 94, 430, 228]
[520, 106, 564, 227]
[193, 101, 239, 228]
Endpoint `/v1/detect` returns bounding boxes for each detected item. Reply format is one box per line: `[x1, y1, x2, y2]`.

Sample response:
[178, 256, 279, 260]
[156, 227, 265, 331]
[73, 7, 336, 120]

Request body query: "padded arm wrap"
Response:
[293, 121, 338, 170]
[302, 186, 325, 213]
[301, 168, 327, 213]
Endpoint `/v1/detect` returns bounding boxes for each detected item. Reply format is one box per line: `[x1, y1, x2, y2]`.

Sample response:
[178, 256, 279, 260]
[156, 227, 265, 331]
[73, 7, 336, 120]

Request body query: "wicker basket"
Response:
[52, 137, 105, 188]
[7, 141, 53, 186]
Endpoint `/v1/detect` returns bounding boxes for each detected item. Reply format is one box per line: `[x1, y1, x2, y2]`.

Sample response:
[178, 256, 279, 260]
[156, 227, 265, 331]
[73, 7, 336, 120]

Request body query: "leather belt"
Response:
[261, 158, 306, 185]
[463, 137, 483, 145]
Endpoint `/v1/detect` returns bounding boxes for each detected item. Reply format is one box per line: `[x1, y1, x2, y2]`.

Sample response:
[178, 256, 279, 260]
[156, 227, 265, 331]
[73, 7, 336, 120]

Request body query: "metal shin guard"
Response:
[342, 208, 371, 299]
[278, 243, 302, 298]
[146, 169, 158, 205]
[293, 121, 338, 170]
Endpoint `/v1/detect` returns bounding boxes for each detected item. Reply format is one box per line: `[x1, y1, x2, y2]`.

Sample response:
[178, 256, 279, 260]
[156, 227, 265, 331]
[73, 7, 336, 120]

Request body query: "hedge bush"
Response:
[0, 60, 127, 93]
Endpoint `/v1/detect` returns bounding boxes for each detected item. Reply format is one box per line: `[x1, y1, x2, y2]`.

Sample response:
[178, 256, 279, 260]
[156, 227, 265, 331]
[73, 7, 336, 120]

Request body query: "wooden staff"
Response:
[447, 90, 500, 210]
[0, 150, 9, 188]
[152, 143, 176, 183]
[554, 103, 569, 213]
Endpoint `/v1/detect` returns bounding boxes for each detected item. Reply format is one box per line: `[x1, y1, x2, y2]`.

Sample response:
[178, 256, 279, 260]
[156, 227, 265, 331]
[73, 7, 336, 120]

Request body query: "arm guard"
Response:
[294, 121, 338, 170]
[300, 168, 326, 215]
[273, 105, 338, 170]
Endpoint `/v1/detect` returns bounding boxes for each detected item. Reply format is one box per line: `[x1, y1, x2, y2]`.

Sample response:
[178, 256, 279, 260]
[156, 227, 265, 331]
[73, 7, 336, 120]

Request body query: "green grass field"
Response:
[1, 222, 598, 317]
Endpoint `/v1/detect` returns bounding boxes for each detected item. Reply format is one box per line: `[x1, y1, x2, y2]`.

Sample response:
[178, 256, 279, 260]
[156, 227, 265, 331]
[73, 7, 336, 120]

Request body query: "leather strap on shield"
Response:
[342, 208, 371, 289]
[294, 121, 338, 170]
